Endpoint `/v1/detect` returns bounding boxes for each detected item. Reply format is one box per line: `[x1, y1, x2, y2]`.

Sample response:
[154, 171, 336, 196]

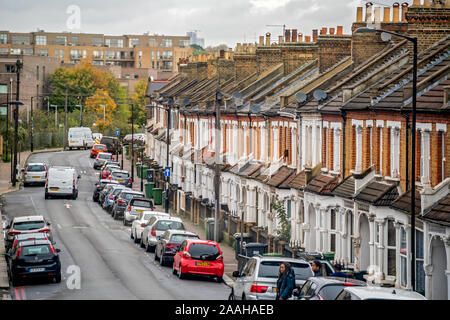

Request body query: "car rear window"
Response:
[27, 165, 45, 172]
[95, 145, 106, 149]
[112, 172, 129, 178]
[13, 221, 45, 231]
[170, 234, 199, 243]
[22, 245, 51, 256]
[188, 243, 220, 261]
[99, 153, 112, 159]
[113, 188, 125, 196]
[318, 285, 348, 300]
[155, 220, 184, 231]
[123, 193, 144, 200]
[258, 261, 313, 280]
[132, 200, 152, 208]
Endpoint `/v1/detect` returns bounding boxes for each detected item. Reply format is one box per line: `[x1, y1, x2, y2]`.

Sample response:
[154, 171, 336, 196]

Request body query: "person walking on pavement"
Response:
[276, 262, 296, 300]
[311, 260, 322, 277]
[329, 264, 347, 278]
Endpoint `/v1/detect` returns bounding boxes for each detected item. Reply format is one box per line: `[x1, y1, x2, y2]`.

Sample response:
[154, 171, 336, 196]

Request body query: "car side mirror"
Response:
[47, 222, 51, 226]
[232, 271, 240, 278]
[56, 248, 61, 253]
[78, 175, 81, 179]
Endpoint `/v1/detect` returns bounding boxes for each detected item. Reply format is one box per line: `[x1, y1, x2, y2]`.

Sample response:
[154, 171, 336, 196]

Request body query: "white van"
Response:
[68, 127, 95, 150]
[45, 166, 80, 200]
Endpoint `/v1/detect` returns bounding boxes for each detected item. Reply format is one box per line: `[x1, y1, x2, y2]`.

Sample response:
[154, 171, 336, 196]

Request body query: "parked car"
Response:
[335, 286, 427, 300]
[98, 183, 121, 205]
[90, 144, 108, 158]
[141, 216, 184, 252]
[5, 216, 52, 249]
[6, 239, 61, 286]
[45, 166, 80, 200]
[93, 179, 119, 202]
[230, 256, 314, 300]
[111, 190, 145, 220]
[297, 252, 335, 276]
[99, 164, 121, 180]
[7, 233, 54, 257]
[101, 161, 121, 169]
[123, 198, 154, 225]
[102, 185, 130, 212]
[108, 169, 132, 187]
[123, 133, 145, 146]
[68, 127, 94, 150]
[93, 152, 114, 170]
[296, 277, 366, 300]
[154, 230, 199, 266]
[23, 162, 48, 186]
[131, 211, 169, 243]
[172, 239, 224, 282]
[100, 136, 120, 155]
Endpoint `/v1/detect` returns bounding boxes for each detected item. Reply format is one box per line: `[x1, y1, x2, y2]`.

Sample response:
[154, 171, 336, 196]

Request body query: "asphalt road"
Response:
[2, 150, 230, 300]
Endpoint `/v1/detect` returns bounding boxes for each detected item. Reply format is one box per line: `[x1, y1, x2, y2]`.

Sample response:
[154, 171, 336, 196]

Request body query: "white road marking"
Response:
[57, 224, 62, 230]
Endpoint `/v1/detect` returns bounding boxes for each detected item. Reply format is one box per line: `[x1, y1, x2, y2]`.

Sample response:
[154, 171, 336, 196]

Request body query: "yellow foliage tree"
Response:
[85, 89, 117, 133]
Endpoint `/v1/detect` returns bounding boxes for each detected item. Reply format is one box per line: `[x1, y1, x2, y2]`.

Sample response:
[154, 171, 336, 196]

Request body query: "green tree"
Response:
[270, 201, 291, 242]
[130, 79, 148, 126]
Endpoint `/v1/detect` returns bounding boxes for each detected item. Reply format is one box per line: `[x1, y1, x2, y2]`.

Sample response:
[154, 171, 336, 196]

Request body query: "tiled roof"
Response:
[390, 189, 421, 215]
[238, 163, 264, 177]
[287, 170, 307, 190]
[304, 173, 339, 196]
[278, 170, 298, 189]
[332, 176, 355, 199]
[355, 181, 398, 206]
[422, 195, 450, 226]
[266, 166, 296, 188]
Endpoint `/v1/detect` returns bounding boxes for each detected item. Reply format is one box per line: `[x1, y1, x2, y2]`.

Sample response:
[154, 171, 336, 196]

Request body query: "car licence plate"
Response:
[136, 209, 143, 213]
[33, 176, 40, 179]
[50, 187, 59, 191]
[29, 268, 45, 273]
[118, 179, 124, 182]
[195, 261, 211, 267]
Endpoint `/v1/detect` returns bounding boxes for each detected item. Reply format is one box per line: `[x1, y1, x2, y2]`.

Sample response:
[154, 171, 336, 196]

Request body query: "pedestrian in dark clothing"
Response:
[311, 260, 322, 277]
[276, 262, 296, 300]
[329, 264, 347, 278]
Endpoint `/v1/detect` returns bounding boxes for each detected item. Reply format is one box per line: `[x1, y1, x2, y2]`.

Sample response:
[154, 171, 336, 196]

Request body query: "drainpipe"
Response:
[401, 113, 410, 191]
[341, 110, 347, 179]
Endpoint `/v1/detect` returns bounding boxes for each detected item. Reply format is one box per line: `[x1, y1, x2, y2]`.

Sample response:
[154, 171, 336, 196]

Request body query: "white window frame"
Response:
[35, 35, 47, 45]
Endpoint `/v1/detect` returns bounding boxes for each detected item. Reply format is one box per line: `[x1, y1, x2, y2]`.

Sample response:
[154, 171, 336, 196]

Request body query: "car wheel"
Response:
[55, 274, 61, 283]
[216, 276, 223, 283]
[130, 229, 134, 239]
[178, 264, 185, 279]
[113, 212, 118, 220]
[123, 219, 127, 226]
[154, 251, 159, 261]
[145, 241, 152, 253]
[159, 254, 165, 266]
[140, 237, 145, 248]
[134, 231, 140, 244]
[11, 274, 20, 287]
[228, 290, 235, 300]
[45, 193, 49, 200]
[172, 263, 177, 275]
[242, 294, 246, 300]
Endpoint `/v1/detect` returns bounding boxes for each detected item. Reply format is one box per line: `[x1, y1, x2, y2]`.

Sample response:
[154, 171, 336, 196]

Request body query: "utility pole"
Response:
[140, 148, 144, 192]
[64, 84, 68, 150]
[165, 103, 171, 214]
[5, 81, 9, 163]
[131, 103, 134, 186]
[214, 91, 222, 242]
[12, 59, 22, 187]
[30, 94, 35, 152]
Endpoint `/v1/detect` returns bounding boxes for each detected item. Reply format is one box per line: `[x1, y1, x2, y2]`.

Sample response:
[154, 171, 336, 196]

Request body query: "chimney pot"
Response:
[383, 7, 391, 22]
[265, 33, 271, 46]
[305, 35, 311, 43]
[329, 27, 335, 35]
[337, 26, 343, 35]
[365, 2, 373, 22]
[312, 29, 318, 42]
[259, 35, 264, 46]
[412, 0, 421, 6]
[393, 3, 400, 22]
[236, 43, 242, 52]
[291, 29, 298, 42]
[320, 27, 327, 35]
[285, 29, 291, 43]
[279, 35, 284, 44]
[298, 33, 303, 42]
[356, 7, 363, 22]
[401, 2, 409, 22]
[220, 49, 225, 59]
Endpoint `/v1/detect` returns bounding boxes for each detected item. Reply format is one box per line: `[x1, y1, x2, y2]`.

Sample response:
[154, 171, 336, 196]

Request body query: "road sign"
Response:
[115, 129, 120, 136]
[164, 167, 171, 177]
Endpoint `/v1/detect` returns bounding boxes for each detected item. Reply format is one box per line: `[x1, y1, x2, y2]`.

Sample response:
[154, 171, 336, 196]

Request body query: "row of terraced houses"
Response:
[144, 1, 450, 299]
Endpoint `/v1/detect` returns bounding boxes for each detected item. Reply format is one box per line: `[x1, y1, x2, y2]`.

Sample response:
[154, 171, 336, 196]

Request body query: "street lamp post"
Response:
[50, 105, 58, 127]
[10, 100, 24, 186]
[354, 27, 418, 291]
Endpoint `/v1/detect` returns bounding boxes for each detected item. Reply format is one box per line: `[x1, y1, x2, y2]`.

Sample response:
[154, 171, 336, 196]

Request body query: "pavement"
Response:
[122, 153, 237, 288]
[0, 149, 232, 300]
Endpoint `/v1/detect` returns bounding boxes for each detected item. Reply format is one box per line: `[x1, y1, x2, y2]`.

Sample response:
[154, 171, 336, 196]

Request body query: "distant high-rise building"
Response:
[186, 31, 205, 48]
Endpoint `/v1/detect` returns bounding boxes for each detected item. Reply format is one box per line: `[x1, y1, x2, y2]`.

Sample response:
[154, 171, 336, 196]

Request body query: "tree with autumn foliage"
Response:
[130, 78, 148, 126]
[85, 89, 117, 132]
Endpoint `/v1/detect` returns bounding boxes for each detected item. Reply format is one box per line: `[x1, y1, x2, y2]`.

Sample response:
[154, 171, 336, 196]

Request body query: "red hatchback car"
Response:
[172, 239, 224, 282]
[90, 144, 108, 158]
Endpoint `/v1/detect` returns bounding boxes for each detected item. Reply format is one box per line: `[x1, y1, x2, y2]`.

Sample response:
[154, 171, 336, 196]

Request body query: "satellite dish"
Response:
[250, 104, 261, 114]
[313, 89, 327, 102]
[295, 92, 307, 104]
[381, 32, 391, 42]
[183, 98, 190, 107]
[232, 92, 243, 100]
[232, 91, 244, 107]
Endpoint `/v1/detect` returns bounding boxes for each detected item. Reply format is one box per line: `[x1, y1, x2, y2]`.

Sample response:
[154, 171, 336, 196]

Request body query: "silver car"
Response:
[335, 286, 427, 300]
[23, 163, 47, 186]
[230, 255, 313, 300]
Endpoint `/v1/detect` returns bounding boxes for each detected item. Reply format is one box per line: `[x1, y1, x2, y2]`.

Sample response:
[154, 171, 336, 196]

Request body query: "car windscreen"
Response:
[21, 244, 51, 256]
[112, 172, 129, 178]
[27, 165, 46, 172]
[188, 243, 220, 261]
[154, 220, 184, 231]
[123, 193, 144, 200]
[105, 166, 120, 171]
[99, 153, 112, 159]
[318, 285, 348, 300]
[13, 221, 45, 231]
[258, 261, 313, 280]
[131, 200, 152, 208]
[113, 188, 125, 196]
[170, 234, 199, 243]
[95, 145, 106, 150]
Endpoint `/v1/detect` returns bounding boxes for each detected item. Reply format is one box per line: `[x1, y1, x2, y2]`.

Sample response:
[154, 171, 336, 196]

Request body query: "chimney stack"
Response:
[220, 49, 225, 59]
[285, 29, 291, 43]
[365, 2, 373, 22]
[356, 7, 363, 22]
[265, 32, 271, 46]
[305, 35, 311, 42]
[278, 35, 284, 44]
[320, 27, 327, 35]
[236, 43, 242, 52]
[337, 26, 343, 35]
[298, 33, 303, 42]
[312, 29, 318, 42]
[259, 35, 264, 46]
[393, 3, 400, 22]
[329, 27, 335, 35]
[383, 7, 391, 22]
[424, 0, 431, 7]
[401, 2, 409, 22]
[291, 29, 298, 42]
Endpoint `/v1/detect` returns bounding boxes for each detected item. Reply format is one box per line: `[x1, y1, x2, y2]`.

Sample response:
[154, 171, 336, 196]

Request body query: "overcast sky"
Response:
[1, 0, 413, 47]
